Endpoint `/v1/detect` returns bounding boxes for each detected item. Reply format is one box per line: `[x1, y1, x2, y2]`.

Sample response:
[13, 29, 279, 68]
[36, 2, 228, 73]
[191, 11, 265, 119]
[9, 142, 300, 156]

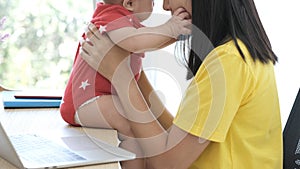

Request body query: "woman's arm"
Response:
[137, 71, 174, 130]
[108, 58, 210, 168]
[80, 23, 210, 169]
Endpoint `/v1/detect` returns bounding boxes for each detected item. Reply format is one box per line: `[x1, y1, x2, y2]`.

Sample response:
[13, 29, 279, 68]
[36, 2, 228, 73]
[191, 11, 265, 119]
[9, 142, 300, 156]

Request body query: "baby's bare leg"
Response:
[76, 95, 145, 169]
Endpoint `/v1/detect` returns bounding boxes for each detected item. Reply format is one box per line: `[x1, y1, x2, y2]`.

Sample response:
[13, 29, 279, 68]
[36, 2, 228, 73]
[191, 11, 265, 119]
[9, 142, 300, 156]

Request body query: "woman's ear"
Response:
[123, 0, 134, 11]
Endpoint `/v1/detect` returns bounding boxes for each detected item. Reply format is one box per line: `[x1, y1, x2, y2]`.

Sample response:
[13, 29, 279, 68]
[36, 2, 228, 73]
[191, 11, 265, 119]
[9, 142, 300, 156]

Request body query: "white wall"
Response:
[255, 0, 300, 125]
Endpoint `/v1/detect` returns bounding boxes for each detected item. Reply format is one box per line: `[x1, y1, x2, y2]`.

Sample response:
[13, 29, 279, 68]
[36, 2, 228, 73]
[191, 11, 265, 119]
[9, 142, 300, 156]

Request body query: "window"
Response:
[0, 0, 186, 115]
[0, 0, 93, 90]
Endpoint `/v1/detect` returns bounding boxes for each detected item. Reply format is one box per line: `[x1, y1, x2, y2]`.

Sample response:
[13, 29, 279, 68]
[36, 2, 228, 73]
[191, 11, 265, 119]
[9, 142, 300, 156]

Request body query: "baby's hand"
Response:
[166, 8, 191, 38]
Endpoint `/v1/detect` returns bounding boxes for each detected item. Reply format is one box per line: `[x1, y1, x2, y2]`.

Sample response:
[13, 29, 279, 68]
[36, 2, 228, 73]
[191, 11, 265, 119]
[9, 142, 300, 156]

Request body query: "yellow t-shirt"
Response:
[173, 40, 283, 169]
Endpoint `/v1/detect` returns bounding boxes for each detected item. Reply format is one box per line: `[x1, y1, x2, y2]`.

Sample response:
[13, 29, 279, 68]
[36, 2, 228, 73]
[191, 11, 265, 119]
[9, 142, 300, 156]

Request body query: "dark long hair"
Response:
[184, 0, 278, 79]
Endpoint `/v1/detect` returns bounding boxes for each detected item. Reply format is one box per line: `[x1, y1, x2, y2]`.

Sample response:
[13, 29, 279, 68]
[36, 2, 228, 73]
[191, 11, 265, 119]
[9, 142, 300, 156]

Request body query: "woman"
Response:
[80, 0, 282, 168]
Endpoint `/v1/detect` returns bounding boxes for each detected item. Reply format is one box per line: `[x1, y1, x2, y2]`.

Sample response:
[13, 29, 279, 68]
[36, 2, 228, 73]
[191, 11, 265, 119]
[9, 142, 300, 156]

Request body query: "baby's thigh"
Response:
[77, 95, 131, 134]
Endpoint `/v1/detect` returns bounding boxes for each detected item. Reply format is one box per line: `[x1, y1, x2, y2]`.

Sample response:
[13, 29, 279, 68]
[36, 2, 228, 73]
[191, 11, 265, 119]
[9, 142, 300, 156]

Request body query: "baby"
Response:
[60, 0, 190, 168]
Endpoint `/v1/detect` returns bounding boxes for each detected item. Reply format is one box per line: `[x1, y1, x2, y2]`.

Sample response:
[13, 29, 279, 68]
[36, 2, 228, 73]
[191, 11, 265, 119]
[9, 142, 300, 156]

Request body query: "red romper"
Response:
[60, 3, 145, 126]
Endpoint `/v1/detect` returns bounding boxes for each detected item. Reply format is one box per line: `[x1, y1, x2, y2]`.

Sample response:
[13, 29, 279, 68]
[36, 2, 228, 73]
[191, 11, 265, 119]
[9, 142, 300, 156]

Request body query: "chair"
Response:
[283, 88, 300, 169]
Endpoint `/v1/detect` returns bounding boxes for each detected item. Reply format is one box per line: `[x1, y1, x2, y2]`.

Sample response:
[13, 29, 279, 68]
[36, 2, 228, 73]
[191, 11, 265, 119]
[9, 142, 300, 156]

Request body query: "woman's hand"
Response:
[80, 23, 130, 81]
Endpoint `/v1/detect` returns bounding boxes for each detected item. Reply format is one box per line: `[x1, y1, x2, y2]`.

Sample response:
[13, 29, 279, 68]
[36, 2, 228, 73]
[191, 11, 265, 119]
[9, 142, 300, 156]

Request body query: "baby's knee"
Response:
[117, 123, 135, 138]
[118, 136, 144, 157]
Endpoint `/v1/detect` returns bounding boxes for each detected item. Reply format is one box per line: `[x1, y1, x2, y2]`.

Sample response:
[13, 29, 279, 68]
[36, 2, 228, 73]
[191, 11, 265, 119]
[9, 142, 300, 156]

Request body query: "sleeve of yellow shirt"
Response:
[173, 44, 255, 142]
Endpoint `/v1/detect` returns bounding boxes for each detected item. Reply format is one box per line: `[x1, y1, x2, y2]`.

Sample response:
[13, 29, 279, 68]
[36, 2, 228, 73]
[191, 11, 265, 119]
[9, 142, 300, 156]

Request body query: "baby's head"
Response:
[103, 0, 154, 21]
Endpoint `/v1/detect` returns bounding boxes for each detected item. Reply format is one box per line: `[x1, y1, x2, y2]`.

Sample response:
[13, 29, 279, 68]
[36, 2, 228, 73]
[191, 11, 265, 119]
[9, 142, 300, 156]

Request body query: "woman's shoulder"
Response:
[202, 40, 246, 65]
[205, 39, 260, 66]
[200, 39, 273, 78]
[197, 39, 274, 80]
[217, 40, 248, 58]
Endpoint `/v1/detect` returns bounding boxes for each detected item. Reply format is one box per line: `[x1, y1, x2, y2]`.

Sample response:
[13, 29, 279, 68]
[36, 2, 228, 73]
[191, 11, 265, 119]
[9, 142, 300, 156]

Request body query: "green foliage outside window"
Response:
[0, 0, 92, 90]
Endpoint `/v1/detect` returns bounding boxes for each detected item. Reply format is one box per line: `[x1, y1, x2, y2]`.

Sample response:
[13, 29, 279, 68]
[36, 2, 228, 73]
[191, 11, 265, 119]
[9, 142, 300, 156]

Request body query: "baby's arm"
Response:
[108, 8, 191, 53]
